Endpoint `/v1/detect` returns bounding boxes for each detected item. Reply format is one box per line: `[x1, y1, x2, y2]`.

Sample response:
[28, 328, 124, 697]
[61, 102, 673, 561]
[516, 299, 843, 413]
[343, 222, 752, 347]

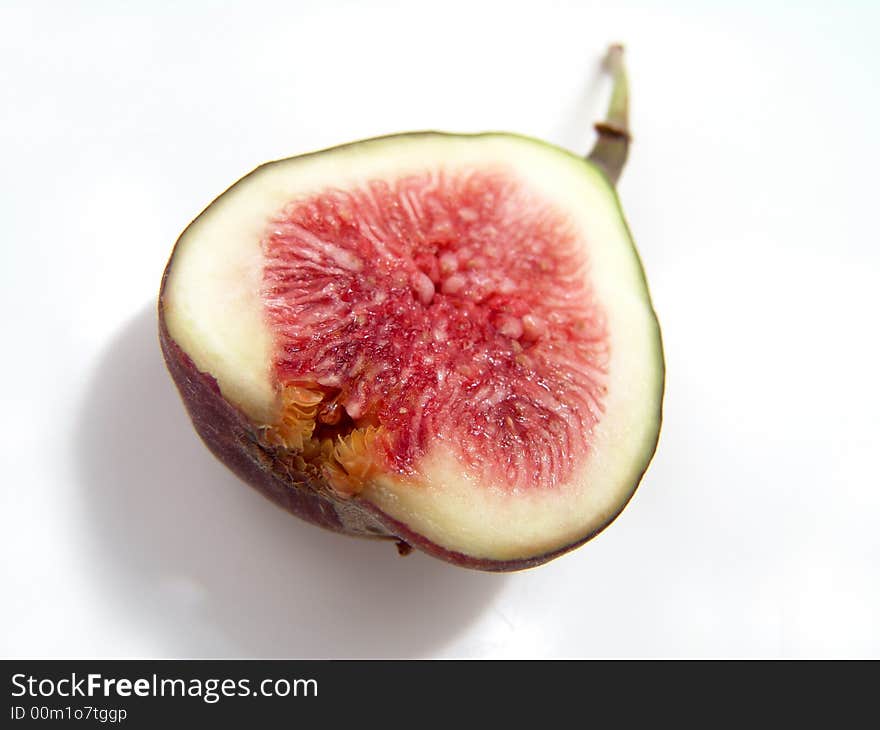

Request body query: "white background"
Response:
[2, 1, 878, 658]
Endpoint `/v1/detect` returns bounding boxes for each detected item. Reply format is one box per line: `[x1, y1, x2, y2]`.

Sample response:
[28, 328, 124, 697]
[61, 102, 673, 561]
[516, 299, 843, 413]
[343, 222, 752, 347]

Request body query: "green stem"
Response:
[587, 44, 631, 186]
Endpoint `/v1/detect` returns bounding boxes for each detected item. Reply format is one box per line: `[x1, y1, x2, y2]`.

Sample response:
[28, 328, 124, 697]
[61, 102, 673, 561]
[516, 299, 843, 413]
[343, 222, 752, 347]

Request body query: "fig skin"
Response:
[159, 265, 633, 572]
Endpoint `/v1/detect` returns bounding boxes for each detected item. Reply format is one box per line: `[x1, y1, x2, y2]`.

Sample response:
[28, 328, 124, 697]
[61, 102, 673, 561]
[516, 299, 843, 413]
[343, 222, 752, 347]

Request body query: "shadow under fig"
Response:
[75, 305, 507, 657]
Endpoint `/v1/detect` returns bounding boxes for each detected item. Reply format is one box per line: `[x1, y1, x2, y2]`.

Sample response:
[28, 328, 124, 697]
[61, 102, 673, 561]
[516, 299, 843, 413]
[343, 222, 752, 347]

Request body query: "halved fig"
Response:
[159, 46, 663, 571]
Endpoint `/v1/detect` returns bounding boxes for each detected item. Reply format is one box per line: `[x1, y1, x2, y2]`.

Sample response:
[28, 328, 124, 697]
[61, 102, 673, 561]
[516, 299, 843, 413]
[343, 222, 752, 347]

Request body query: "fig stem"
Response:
[587, 44, 631, 186]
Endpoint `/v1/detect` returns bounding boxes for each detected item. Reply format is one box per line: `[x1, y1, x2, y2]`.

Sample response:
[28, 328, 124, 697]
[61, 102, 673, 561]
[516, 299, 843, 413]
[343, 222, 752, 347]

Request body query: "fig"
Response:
[159, 46, 663, 571]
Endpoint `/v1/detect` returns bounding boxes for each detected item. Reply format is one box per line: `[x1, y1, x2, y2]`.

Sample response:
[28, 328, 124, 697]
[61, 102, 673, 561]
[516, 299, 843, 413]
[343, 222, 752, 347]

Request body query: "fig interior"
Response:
[260, 167, 609, 496]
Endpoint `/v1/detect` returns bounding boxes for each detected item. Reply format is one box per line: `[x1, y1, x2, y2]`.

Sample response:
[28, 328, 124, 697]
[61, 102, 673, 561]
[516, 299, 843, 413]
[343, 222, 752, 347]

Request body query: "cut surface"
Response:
[162, 133, 663, 563]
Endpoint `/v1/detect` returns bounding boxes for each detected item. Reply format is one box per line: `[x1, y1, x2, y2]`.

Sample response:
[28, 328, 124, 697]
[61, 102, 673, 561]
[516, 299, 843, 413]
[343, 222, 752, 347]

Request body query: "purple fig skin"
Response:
[158, 265, 640, 572]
